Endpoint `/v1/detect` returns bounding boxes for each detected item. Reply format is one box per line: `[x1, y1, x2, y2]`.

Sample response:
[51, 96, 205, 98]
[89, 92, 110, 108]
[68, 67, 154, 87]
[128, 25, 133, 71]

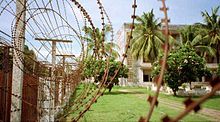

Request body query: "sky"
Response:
[79, 0, 220, 32]
[0, 0, 219, 62]
[1, 0, 219, 39]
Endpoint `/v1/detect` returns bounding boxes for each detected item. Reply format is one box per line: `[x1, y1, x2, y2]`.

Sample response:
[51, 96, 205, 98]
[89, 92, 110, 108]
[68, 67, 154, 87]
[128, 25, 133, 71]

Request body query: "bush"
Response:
[152, 45, 211, 95]
[82, 58, 128, 92]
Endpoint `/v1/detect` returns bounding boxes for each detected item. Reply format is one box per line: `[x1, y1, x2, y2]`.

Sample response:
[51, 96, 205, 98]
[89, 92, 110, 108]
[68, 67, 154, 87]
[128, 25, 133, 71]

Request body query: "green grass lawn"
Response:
[79, 86, 220, 122]
[158, 91, 220, 111]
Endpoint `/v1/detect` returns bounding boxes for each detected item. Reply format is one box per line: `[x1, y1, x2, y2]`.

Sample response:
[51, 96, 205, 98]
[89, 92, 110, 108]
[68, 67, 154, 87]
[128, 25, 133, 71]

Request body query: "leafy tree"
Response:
[82, 57, 128, 92]
[81, 56, 97, 79]
[131, 10, 164, 62]
[23, 45, 37, 74]
[0, 46, 13, 70]
[97, 58, 128, 92]
[83, 25, 120, 58]
[0, 45, 36, 73]
[217, 64, 220, 76]
[0, 45, 50, 77]
[198, 6, 220, 63]
[37, 64, 50, 77]
[178, 25, 215, 57]
[152, 45, 211, 96]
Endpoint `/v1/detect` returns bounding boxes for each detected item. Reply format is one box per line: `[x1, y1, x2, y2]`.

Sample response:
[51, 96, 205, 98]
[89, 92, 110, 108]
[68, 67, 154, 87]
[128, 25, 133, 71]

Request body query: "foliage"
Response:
[81, 56, 97, 78]
[178, 25, 215, 57]
[83, 25, 120, 58]
[197, 6, 220, 63]
[0, 45, 36, 73]
[0, 46, 13, 70]
[131, 10, 164, 62]
[23, 45, 37, 74]
[96, 58, 128, 82]
[217, 64, 220, 76]
[23, 45, 51, 77]
[38, 64, 50, 77]
[82, 57, 128, 91]
[152, 45, 211, 95]
[0, 45, 51, 77]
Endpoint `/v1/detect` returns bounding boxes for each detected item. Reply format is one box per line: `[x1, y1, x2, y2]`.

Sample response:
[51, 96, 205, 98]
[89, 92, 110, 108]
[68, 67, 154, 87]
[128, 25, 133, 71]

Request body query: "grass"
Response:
[158, 91, 220, 111]
[79, 86, 219, 122]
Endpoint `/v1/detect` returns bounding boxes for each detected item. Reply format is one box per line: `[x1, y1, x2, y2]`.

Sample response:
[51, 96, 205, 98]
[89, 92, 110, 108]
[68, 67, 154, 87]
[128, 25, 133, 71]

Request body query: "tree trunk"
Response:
[173, 90, 177, 96]
[108, 83, 114, 92]
[189, 82, 192, 90]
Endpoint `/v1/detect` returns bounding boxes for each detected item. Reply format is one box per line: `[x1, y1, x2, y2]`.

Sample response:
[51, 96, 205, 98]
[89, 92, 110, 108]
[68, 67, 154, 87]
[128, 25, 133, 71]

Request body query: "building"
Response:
[116, 23, 218, 86]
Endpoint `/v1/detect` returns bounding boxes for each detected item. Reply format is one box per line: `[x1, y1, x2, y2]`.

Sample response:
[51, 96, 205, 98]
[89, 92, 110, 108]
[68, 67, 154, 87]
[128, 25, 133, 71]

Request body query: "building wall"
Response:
[116, 24, 137, 84]
[116, 23, 183, 83]
[116, 23, 218, 85]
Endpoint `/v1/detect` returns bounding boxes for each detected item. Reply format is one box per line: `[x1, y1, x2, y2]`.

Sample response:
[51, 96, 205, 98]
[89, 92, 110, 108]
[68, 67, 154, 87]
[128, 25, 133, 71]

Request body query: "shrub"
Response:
[152, 45, 211, 95]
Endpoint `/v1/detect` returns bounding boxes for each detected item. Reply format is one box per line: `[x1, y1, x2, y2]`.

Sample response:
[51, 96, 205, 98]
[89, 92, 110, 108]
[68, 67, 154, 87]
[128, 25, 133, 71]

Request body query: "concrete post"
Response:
[35, 38, 72, 121]
[11, 0, 26, 121]
[61, 57, 66, 104]
[55, 54, 75, 104]
[49, 41, 56, 121]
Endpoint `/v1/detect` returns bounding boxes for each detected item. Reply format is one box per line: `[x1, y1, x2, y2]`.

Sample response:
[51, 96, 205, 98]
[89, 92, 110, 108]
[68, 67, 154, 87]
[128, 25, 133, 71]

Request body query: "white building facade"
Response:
[116, 23, 218, 86]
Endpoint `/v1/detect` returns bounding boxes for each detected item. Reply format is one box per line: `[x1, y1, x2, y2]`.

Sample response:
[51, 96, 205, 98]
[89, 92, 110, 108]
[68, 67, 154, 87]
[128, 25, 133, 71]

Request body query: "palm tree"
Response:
[178, 25, 215, 57]
[199, 6, 220, 63]
[131, 10, 164, 63]
[83, 25, 120, 59]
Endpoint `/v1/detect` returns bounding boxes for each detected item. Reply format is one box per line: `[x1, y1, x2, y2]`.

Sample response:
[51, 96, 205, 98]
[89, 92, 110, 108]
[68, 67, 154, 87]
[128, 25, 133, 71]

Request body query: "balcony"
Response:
[139, 62, 152, 69]
[139, 63, 218, 70]
[206, 63, 218, 69]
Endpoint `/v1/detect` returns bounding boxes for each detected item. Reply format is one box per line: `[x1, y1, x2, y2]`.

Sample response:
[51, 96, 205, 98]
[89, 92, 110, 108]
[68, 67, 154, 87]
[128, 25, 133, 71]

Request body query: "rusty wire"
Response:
[1, 0, 86, 121]
[0, 0, 131, 121]
[0, 0, 113, 121]
[142, 0, 170, 121]
[1, 0, 220, 122]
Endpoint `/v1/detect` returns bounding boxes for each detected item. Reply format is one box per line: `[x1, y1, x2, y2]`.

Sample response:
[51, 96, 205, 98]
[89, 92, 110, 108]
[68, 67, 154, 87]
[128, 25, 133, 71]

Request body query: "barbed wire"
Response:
[1, 0, 219, 122]
[0, 0, 132, 121]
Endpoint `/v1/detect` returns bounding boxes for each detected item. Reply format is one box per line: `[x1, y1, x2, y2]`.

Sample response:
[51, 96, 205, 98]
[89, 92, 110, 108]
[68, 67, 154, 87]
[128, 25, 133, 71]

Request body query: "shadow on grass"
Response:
[104, 91, 145, 95]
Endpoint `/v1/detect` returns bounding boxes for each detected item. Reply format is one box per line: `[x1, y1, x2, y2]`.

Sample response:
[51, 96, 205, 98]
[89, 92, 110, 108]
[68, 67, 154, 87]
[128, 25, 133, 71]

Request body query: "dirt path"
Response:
[120, 89, 220, 121]
[158, 98, 220, 121]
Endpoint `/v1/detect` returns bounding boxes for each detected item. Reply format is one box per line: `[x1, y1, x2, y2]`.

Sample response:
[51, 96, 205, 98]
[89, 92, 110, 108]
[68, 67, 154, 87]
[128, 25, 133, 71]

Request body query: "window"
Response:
[143, 74, 149, 82]
[143, 58, 148, 63]
[143, 74, 152, 82]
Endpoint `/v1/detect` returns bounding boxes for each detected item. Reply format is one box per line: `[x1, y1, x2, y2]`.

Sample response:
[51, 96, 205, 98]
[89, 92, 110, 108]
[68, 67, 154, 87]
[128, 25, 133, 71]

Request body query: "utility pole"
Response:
[11, 0, 26, 121]
[35, 38, 72, 121]
[56, 54, 75, 104]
